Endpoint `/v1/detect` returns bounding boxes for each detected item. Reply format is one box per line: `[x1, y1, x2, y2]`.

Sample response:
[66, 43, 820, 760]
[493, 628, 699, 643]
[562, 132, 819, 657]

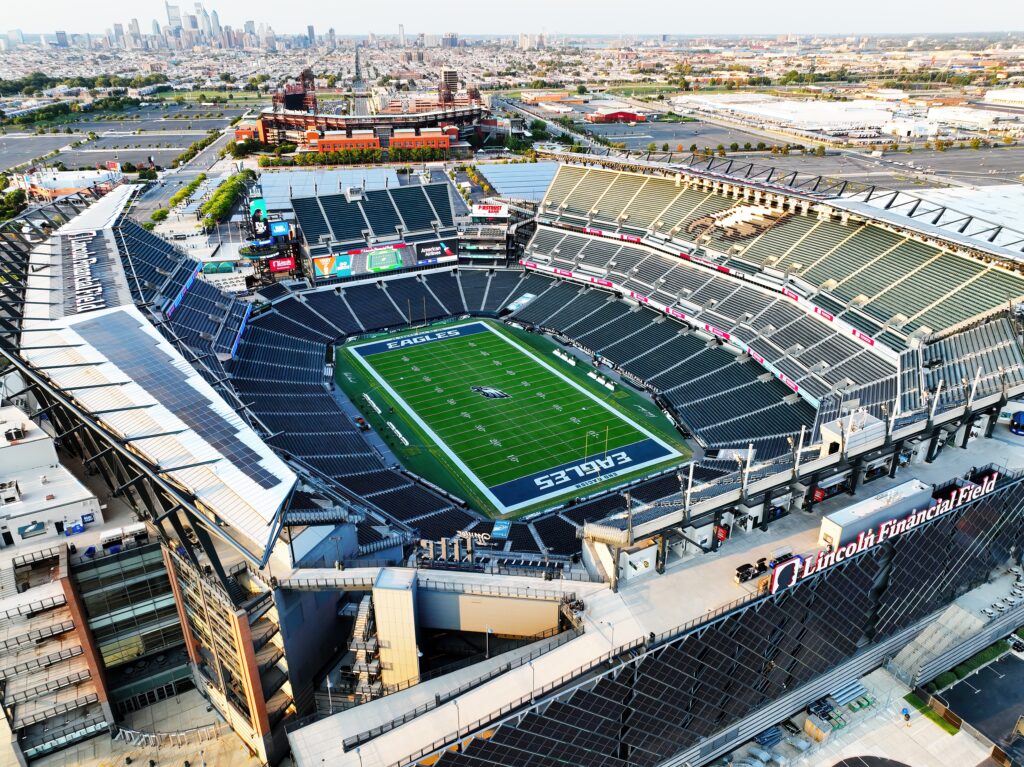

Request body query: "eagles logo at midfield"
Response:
[471, 386, 512, 400]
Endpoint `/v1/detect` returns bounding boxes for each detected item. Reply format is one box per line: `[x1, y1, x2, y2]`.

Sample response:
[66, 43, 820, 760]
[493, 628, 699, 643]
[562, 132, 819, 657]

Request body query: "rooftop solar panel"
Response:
[260, 169, 400, 211]
[73, 310, 282, 489]
[476, 162, 559, 202]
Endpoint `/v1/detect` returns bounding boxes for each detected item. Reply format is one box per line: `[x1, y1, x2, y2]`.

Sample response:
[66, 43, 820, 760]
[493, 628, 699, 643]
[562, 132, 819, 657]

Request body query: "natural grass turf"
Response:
[336, 319, 689, 517]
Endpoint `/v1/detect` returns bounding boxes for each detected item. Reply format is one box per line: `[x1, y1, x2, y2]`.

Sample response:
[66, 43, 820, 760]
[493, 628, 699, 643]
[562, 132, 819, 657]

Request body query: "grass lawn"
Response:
[336, 319, 689, 518]
[903, 693, 959, 735]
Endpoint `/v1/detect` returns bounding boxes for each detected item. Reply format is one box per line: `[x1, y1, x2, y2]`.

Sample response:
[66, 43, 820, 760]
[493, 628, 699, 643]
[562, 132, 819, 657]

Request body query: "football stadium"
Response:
[2, 152, 1024, 767]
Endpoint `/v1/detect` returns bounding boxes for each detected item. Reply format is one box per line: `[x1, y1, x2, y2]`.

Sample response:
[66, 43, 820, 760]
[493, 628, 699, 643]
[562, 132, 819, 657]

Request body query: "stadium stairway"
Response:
[888, 603, 985, 684]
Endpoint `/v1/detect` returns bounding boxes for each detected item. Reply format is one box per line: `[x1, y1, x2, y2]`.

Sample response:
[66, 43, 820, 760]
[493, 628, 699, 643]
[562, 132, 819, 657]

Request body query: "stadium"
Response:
[1, 150, 1024, 767]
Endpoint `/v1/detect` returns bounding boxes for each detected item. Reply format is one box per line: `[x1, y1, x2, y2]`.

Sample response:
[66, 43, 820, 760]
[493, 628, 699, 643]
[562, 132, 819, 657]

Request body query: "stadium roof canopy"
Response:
[475, 162, 559, 202]
[10, 185, 297, 564]
[259, 168, 400, 211]
[17, 306, 296, 561]
[540, 151, 1024, 262]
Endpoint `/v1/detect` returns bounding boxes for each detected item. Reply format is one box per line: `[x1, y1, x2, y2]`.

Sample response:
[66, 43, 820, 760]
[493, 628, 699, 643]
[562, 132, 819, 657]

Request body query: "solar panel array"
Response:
[260, 168, 399, 211]
[73, 310, 281, 489]
[475, 162, 560, 202]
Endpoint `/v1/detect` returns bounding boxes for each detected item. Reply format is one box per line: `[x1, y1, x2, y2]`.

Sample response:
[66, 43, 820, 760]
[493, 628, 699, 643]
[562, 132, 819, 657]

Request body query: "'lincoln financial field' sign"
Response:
[771, 472, 999, 594]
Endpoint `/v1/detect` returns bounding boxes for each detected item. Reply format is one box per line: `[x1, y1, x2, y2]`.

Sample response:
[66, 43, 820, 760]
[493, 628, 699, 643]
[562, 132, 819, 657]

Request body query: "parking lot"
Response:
[0, 135, 78, 172]
[725, 145, 1024, 188]
[586, 118, 766, 152]
[941, 653, 1024, 762]
[87, 133, 208, 150]
[1, 102, 246, 172]
[53, 147, 183, 170]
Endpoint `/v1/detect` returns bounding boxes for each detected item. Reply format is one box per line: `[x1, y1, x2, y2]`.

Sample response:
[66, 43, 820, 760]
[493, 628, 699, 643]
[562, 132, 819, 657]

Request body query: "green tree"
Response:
[647, 142, 657, 152]
[815, 144, 826, 157]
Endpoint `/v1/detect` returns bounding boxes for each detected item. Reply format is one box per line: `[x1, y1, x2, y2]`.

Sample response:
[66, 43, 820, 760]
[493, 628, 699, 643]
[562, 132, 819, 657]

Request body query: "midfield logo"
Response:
[471, 386, 511, 400]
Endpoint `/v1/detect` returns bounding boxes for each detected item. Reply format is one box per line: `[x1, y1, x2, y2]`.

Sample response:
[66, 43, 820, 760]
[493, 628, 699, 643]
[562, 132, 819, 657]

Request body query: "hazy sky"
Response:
[5, 0, 1024, 37]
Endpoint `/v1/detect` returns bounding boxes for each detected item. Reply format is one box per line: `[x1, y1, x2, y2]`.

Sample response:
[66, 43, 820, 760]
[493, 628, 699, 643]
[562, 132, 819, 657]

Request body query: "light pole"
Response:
[604, 620, 615, 649]
[528, 660, 535, 703]
[453, 699, 461, 732]
[485, 625, 491, 659]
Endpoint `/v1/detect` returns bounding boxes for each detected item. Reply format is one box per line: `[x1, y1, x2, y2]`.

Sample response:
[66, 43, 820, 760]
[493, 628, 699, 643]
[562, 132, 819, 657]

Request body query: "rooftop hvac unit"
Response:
[0, 480, 21, 505]
[4, 427, 26, 442]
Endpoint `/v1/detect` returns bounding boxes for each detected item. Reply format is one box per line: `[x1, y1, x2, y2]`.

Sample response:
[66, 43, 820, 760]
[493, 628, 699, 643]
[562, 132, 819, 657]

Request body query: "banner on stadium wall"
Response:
[166, 263, 203, 318]
[472, 203, 509, 219]
[556, 222, 642, 245]
[813, 305, 834, 321]
[268, 256, 295, 273]
[346, 242, 408, 256]
[704, 324, 730, 341]
[852, 329, 876, 346]
[771, 472, 1000, 594]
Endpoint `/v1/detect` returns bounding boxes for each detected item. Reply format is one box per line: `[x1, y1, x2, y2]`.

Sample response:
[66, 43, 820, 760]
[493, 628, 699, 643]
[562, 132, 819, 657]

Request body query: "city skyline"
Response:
[4, 0, 1024, 38]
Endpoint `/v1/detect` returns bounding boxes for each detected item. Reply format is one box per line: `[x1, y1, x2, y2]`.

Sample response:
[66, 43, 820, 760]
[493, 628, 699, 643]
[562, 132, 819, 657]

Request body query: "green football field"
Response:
[341, 320, 687, 515]
[367, 247, 403, 272]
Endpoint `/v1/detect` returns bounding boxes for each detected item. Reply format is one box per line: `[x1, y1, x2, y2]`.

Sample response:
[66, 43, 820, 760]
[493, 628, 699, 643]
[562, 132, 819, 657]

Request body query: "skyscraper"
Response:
[398, 24, 406, 47]
[195, 3, 211, 36]
[165, 2, 183, 31]
[307, 25, 315, 45]
[441, 67, 459, 93]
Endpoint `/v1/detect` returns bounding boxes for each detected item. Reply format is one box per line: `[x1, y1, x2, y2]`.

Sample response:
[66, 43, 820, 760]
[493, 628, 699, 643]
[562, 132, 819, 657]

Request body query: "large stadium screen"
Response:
[355, 244, 406, 273]
[312, 254, 353, 279]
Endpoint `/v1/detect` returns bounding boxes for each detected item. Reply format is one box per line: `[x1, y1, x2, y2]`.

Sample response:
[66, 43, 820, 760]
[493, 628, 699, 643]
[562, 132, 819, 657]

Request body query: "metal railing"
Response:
[111, 720, 228, 748]
[386, 634, 643, 767]
[415, 577, 572, 602]
[279, 573, 377, 591]
[344, 624, 587, 751]
[11, 547, 61, 568]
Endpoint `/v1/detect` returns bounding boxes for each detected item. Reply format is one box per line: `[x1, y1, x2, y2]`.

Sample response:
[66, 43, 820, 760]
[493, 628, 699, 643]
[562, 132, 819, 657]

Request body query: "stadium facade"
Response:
[1, 152, 1023, 767]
